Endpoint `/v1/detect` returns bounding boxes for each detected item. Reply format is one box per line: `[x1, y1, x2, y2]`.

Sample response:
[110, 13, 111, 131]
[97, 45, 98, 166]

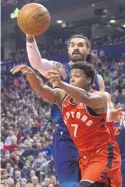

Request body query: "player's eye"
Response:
[78, 43, 84, 47]
[75, 74, 80, 77]
[69, 43, 75, 47]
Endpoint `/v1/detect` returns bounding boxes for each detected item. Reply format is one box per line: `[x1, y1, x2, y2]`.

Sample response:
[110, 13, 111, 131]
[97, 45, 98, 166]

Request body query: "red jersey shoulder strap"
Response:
[62, 94, 70, 106]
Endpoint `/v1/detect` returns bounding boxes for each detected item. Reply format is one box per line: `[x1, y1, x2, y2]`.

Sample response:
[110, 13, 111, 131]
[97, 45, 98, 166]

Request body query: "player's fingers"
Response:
[11, 67, 23, 74]
[118, 110, 124, 115]
[11, 65, 26, 73]
[13, 67, 29, 74]
[47, 69, 58, 74]
[53, 64, 67, 73]
[46, 72, 56, 78]
[47, 69, 61, 75]
[47, 74, 59, 78]
[11, 64, 26, 71]
[47, 68, 66, 81]
[47, 76, 60, 84]
[10, 65, 22, 73]
[47, 75, 61, 81]
[117, 108, 123, 112]
[11, 67, 21, 74]
[10, 66, 17, 72]
[22, 70, 32, 75]
[47, 76, 58, 82]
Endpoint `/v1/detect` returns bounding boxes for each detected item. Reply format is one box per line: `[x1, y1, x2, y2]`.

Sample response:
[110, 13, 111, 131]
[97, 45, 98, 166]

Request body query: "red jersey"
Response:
[62, 95, 111, 155]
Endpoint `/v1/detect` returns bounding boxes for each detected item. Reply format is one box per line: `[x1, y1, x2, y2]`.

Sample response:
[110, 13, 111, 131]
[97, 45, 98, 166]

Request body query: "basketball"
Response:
[17, 3, 50, 36]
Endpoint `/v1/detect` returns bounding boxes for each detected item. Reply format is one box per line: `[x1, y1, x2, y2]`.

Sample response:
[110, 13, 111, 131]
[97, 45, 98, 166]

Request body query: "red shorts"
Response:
[79, 143, 122, 187]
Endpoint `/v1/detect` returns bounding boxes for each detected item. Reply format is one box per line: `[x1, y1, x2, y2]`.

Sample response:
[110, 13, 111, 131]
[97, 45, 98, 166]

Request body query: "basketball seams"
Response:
[17, 3, 50, 35]
[25, 15, 50, 25]
[25, 21, 50, 34]
[25, 7, 49, 24]
[24, 6, 49, 35]
[18, 7, 29, 34]
[24, 16, 50, 35]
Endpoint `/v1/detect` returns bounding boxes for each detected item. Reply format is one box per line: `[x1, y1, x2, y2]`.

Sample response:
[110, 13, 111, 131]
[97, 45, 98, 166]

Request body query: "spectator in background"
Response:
[1, 42, 125, 186]
[99, 48, 105, 62]
[43, 177, 51, 186]
[21, 142, 35, 158]
[3, 136, 18, 153]
[117, 89, 125, 104]
[15, 178, 27, 187]
[50, 175, 59, 187]
[5, 131, 14, 145]
[1, 151, 11, 167]
[14, 170, 22, 185]
[31, 176, 41, 187]
[21, 159, 32, 180]
[7, 177, 15, 187]
[48, 184, 54, 187]
[40, 142, 53, 159]
[32, 152, 47, 180]
[6, 162, 14, 177]
[29, 170, 36, 181]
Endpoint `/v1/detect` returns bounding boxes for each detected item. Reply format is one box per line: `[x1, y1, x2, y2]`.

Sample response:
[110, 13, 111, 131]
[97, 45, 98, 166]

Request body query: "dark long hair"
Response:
[68, 34, 102, 65]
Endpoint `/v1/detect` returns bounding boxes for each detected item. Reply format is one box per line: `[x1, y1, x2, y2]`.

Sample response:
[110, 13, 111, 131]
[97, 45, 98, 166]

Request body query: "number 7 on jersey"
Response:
[71, 124, 78, 137]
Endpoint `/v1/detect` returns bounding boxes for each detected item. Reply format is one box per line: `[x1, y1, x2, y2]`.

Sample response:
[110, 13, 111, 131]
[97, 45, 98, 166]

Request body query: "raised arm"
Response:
[26, 35, 66, 79]
[59, 81, 107, 109]
[46, 69, 107, 109]
[11, 65, 65, 107]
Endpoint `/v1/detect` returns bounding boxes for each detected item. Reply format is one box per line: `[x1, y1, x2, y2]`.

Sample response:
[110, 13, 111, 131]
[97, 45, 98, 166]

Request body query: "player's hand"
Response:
[46, 69, 62, 87]
[26, 34, 34, 38]
[10, 64, 34, 75]
[110, 108, 125, 122]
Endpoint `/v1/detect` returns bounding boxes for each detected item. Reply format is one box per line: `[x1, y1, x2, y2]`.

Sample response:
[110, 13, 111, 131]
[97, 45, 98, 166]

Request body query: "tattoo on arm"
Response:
[53, 61, 67, 80]
[53, 61, 63, 69]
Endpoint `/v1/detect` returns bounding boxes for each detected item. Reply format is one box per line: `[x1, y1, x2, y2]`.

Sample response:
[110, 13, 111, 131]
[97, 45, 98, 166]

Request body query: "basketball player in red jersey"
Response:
[11, 62, 122, 187]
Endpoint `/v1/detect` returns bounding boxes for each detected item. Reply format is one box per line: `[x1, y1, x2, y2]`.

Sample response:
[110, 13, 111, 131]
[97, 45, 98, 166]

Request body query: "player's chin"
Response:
[71, 56, 83, 62]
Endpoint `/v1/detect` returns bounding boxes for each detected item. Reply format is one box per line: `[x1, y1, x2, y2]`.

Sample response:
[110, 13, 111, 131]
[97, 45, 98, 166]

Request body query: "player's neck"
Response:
[83, 86, 92, 93]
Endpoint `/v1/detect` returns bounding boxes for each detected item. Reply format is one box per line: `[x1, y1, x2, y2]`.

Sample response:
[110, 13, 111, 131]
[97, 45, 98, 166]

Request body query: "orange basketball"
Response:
[17, 3, 50, 36]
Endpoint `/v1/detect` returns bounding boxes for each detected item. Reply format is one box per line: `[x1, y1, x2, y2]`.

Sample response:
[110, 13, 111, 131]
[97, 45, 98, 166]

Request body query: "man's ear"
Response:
[88, 77, 92, 84]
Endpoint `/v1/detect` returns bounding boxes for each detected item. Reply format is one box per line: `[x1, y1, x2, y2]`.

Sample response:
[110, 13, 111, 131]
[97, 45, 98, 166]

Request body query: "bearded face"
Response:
[68, 38, 90, 63]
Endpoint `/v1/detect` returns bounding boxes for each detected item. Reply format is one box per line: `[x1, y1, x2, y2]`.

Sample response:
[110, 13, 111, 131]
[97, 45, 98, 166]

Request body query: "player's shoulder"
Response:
[92, 89, 107, 98]
[104, 92, 111, 101]
[54, 87, 66, 94]
[96, 74, 103, 83]
[54, 88, 67, 102]
[96, 74, 105, 92]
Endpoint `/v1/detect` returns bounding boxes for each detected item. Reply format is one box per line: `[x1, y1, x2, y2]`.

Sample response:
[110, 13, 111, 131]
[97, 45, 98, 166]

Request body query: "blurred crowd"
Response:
[1, 72, 60, 187]
[96, 58, 125, 110]
[2, 34, 125, 63]
[92, 35, 125, 48]
[47, 34, 125, 56]
[1, 0, 41, 9]
[1, 40, 125, 186]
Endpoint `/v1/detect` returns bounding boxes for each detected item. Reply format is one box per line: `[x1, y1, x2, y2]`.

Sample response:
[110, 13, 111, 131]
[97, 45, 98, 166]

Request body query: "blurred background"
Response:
[1, 0, 125, 186]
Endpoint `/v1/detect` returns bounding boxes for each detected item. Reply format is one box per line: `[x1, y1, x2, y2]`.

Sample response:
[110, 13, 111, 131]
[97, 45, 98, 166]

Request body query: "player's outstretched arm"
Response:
[59, 81, 107, 109]
[47, 69, 107, 109]
[10, 65, 65, 107]
[26, 35, 66, 79]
